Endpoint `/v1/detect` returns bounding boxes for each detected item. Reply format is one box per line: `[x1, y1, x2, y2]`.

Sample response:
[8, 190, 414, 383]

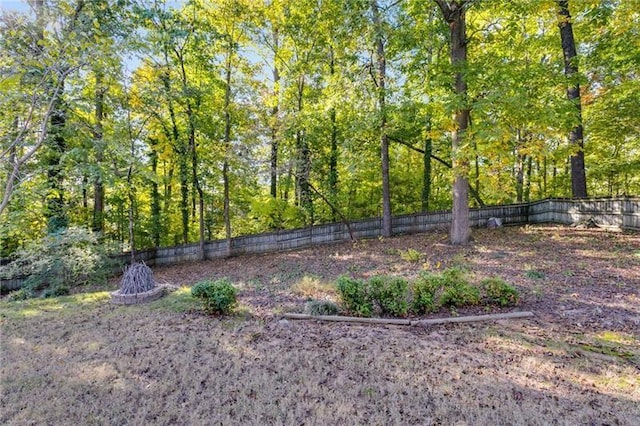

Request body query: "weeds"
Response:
[525, 269, 545, 280]
[399, 248, 422, 263]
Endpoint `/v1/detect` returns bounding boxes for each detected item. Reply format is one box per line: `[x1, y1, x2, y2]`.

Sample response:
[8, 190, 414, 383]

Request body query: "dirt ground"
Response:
[152, 224, 640, 333]
[1, 224, 639, 425]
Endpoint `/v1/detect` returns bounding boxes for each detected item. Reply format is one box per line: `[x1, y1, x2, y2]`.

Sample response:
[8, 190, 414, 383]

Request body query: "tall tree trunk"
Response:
[45, 84, 68, 233]
[435, 0, 471, 244]
[270, 27, 280, 199]
[422, 115, 433, 212]
[178, 53, 205, 260]
[515, 130, 524, 203]
[371, 0, 392, 238]
[524, 155, 533, 203]
[328, 46, 339, 221]
[557, 0, 587, 198]
[223, 50, 233, 257]
[295, 75, 312, 222]
[161, 67, 188, 244]
[92, 70, 105, 232]
[149, 138, 161, 248]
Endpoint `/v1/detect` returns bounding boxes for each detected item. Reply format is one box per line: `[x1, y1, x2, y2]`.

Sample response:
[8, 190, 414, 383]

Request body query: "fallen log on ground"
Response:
[282, 311, 534, 326]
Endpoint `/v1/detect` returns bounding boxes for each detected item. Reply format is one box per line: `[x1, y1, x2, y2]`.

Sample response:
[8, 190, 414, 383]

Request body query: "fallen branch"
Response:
[282, 311, 534, 326]
[412, 311, 534, 326]
[283, 313, 411, 325]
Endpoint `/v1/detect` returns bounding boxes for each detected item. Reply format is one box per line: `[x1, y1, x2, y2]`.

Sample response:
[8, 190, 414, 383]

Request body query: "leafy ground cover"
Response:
[1, 225, 639, 424]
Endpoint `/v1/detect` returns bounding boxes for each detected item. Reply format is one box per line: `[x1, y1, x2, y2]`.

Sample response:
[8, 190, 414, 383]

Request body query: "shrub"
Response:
[437, 268, 480, 307]
[7, 287, 34, 301]
[305, 300, 340, 316]
[41, 285, 70, 298]
[191, 278, 237, 315]
[0, 227, 116, 296]
[368, 276, 409, 316]
[440, 280, 480, 307]
[336, 276, 373, 317]
[411, 273, 440, 314]
[481, 278, 519, 306]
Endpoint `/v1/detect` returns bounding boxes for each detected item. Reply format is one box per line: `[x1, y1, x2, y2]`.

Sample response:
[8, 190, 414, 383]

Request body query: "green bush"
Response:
[336, 276, 373, 317]
[481, 278, 519, 306]
[411, 273, 440, 314]
[0, 227, 116, 298]
[191, 278, 238, 315]
[440, 280, 480, 307]
[438, 268, 480, 307]
[7, 287, 34, 301]
[368, 276, 409, 316]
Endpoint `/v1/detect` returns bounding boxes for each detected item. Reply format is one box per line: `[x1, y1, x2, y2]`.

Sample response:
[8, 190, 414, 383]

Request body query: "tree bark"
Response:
[435, 0, 471, 244]
[422, 115, 432, 212]
[92, 70, 105, 232]
[270, 27, 280, 199]
[149, 138, 161, 248]
[371, 0, 392, 238]
[328, 45, 339, 220]
[45, 84, 68, 233]
[177, 50, 205, 260]
[295, 75, 313, 222]
[557, 0, 587, 198]
[223, 49, 233, 257]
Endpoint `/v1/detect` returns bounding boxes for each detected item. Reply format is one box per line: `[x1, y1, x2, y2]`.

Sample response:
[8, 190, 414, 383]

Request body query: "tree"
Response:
[371, 0, 393, 238]
[434, 0, 472, 244]
[557, 0, 587, 198]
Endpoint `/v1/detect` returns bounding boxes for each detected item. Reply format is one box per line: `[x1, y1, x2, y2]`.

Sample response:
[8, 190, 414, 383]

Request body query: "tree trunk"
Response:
[92, 70, 105, 232]
[178, 52, 205, 260]
[557, 0, 587, 198]
[328, 45, 339, 220]
[223, 50, 233, 257]
[422, 115, 432, 212]
[524, 155, 533, 203]
[436, 0, 471, 244]
[270, 27, 280, 199]
[371, 0, 392, 238]
[295, 75, 313, 222]
[45, 84, 68, 234]
[149, 138, 161, 248]
[161, 66, 188, 244]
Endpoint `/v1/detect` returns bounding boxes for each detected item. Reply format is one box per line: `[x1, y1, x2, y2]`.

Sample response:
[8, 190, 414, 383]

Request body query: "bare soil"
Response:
[1, 225, 639, 425]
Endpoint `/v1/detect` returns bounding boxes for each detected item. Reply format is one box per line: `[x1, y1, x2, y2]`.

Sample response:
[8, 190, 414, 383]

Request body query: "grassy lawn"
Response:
[1, 226, 639, 424]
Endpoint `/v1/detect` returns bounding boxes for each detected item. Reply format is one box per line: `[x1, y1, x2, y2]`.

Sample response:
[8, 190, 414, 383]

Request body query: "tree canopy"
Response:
[1, 0, 638, 254]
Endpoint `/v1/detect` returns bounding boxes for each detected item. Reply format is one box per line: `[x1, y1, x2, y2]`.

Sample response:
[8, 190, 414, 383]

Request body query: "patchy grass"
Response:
[1, 225, 639, 424]
[290, 274, 337, 301]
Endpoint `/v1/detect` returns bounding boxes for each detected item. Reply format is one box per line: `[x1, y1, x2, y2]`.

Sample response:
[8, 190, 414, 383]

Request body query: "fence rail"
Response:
[2, 197, 638, 292]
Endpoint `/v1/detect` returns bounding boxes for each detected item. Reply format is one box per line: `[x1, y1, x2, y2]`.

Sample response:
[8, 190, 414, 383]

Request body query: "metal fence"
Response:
[2, 197, 638, 291]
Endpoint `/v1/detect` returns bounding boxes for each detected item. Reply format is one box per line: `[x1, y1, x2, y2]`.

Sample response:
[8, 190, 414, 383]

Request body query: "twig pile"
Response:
[119, 262, 156, 294]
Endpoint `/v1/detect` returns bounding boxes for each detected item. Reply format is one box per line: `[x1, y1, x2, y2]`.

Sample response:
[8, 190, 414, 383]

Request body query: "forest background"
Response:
[1, 0, 638, 258]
